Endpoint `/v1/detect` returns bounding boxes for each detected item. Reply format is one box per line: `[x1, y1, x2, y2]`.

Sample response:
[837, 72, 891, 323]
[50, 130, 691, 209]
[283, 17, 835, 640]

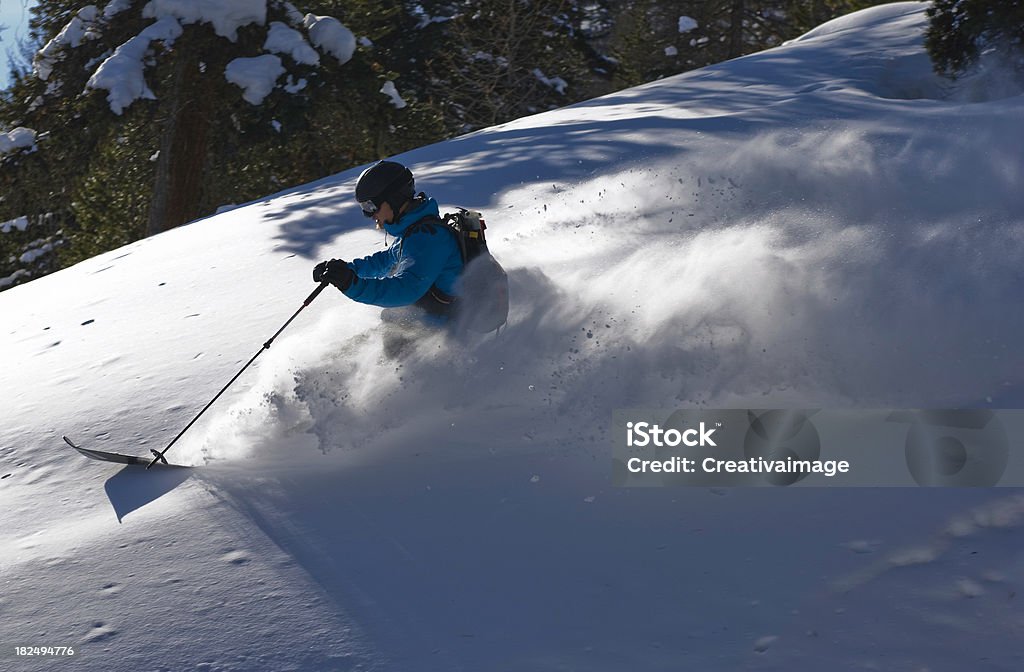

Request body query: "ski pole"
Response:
[147, 282, 330, 469]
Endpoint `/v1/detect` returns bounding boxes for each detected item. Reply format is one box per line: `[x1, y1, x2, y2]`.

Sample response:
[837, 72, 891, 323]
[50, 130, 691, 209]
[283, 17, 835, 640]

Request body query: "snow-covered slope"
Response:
[2, 3, 1023, 670]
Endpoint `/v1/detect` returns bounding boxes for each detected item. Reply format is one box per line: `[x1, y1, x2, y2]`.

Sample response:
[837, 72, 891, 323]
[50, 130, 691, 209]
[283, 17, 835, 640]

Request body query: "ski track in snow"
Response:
[1, 3, 1023, 670]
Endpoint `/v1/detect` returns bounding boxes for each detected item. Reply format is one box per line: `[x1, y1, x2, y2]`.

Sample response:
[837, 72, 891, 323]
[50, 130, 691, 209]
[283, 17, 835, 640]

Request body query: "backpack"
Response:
[441, 208, 509, 333]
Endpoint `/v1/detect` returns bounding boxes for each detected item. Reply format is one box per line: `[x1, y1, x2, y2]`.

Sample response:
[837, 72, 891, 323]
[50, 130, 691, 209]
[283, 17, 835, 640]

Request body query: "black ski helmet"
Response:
[355, 160, 415, 217]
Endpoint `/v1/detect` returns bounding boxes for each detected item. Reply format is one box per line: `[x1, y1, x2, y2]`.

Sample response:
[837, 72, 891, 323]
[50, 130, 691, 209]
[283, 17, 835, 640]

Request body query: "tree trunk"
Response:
[728, 0, 745, 59]
[148, 46, 212, 237]
[812, 0, 828, 28]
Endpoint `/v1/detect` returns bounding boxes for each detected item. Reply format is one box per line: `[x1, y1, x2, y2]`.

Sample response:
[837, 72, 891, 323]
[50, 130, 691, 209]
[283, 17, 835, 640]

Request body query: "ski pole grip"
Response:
[305, 281, 330, 306]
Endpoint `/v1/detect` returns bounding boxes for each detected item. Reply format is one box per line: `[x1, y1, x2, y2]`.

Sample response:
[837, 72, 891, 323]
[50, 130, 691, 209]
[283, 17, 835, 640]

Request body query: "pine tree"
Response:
[428, 0, 590, 132]
[926, 0, 1024, 79]
[0, 0, 449, 290]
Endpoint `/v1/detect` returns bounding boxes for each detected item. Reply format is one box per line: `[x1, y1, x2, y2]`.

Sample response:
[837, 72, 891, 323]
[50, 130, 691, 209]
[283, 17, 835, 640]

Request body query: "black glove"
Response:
[313, 259, 356, 291]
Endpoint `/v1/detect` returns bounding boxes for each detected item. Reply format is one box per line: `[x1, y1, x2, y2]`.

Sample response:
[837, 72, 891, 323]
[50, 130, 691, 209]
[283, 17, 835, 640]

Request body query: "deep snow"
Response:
[1, 3, 1023, 670]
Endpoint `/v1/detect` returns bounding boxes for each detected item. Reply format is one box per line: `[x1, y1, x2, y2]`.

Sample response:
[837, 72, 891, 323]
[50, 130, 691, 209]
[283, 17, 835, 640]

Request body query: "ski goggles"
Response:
[359, 199, 379, 217]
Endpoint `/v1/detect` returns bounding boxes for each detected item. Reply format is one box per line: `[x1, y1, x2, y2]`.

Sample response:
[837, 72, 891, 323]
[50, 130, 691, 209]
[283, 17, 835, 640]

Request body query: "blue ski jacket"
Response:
[342, 197, 463, 309]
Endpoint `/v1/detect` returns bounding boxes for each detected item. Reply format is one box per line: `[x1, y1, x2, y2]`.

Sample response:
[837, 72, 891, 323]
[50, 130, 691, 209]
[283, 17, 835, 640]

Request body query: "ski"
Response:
[62, 436, 190, 468]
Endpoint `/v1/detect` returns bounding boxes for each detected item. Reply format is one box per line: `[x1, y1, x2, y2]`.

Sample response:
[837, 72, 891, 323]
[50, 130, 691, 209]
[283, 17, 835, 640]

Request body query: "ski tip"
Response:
[62, 435, 191, 469]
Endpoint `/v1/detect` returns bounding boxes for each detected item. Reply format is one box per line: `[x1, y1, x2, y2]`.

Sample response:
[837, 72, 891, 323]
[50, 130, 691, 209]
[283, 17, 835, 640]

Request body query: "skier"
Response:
[313, 160, 464, 356]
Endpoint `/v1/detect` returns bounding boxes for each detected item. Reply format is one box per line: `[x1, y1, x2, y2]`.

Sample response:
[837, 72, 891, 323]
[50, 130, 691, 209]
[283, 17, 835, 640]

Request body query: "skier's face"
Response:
[373, 202, 394, 229]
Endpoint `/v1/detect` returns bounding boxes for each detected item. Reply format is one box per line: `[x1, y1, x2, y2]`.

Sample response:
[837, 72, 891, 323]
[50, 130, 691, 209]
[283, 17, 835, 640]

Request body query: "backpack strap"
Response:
[441, 212, 469, 263]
